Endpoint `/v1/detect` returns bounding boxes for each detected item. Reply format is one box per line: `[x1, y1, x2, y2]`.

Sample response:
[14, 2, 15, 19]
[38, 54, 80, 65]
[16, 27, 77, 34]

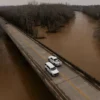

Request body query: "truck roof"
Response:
[46, 62, 55, 68]
[49, 56, 57, 60]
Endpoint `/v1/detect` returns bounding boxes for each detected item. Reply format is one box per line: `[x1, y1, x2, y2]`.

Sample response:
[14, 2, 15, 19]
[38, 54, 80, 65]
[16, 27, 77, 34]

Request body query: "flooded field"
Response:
[39, 12, 100, 81]
[0, 31, 56, 100]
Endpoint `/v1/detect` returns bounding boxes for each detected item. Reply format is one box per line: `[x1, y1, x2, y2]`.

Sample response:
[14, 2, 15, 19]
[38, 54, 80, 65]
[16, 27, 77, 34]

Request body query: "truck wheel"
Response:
[45, 68, 47, 71]
[48, 59, 50, 62]
[51, 74, 54, 77]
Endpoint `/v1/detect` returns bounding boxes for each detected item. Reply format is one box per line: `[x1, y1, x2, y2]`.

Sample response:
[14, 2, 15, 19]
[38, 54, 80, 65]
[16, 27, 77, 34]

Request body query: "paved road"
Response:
[0, 33, 56, 100]
[0, 18, 100, 100]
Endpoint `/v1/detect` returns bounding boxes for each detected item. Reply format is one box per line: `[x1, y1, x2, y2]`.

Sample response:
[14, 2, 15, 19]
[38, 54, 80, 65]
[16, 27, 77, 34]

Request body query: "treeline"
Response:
[70, 5, 100, 20]
[0, 4, 75, 38]
[82, 5, 100, 19]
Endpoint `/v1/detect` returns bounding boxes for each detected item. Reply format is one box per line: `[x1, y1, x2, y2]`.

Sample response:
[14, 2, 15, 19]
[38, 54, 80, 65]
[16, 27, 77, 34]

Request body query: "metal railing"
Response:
[2, 18, 100, 89]
[4, 27, 70, 100]
[33, 37, 100, 89]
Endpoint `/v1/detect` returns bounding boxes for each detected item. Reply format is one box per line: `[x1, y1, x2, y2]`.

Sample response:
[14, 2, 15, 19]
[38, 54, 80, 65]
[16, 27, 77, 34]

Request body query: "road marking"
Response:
[24, 39, 48, 60]
[60, 73, 90, 100]
[30, 44, 47, 60]
[9, 30, 90, 100]
[23, 38, 90, 100]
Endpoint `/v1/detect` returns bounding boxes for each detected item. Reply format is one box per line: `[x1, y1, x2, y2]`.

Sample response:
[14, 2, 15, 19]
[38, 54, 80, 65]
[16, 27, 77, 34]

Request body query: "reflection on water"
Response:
[39, 12, 100, 81]
[0, 33, 56, 100]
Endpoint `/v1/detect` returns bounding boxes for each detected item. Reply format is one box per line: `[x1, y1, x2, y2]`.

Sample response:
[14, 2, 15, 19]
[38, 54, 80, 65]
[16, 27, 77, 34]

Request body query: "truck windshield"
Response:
[54, 59, 59, 62]
[51, 67, 56, 70]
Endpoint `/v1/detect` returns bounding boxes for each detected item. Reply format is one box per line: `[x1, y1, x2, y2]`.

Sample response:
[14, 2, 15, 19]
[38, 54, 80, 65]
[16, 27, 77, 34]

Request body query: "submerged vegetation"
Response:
[0, 4, 75, 38]
[77, 5, 100, 40]
[82, 5, 100, 19]
[1, 2, 100, 38]
[70, 5, 100, 20]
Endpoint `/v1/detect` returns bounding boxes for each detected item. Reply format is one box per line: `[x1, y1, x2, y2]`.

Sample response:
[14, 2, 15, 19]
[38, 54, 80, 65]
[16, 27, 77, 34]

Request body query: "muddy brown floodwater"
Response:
[39, 12, 100, 81]
[0, 31, 56, 100]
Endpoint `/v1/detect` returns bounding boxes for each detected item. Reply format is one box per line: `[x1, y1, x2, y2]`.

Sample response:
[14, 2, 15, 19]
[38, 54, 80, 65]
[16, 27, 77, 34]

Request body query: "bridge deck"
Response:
[0, 18, 100, 100]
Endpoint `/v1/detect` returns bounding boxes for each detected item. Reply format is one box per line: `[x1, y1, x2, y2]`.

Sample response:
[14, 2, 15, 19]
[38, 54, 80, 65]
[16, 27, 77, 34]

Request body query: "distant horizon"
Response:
[0, 0, 100, 6]
[0, 3, 100, 6]
[0, 4, 100, 7]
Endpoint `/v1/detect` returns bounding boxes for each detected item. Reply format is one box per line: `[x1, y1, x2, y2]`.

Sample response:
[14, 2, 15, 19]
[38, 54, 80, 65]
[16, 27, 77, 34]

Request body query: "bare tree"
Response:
[0, 3, 75, 38]
[28, 0, 38, 5]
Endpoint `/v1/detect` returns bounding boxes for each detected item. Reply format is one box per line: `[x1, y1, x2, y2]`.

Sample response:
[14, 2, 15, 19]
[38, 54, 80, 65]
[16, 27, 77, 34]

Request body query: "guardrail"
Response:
[2, 18, 100, 89]
[2, 25, 70, 100]
[24, 31, 100, 90]
[33, 37, 100, 89]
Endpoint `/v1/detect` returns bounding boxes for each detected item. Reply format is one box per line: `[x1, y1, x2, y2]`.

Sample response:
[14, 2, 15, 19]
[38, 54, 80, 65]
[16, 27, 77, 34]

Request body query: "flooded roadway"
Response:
[39, 12, 100, 81]
[0, 29, 56, 100]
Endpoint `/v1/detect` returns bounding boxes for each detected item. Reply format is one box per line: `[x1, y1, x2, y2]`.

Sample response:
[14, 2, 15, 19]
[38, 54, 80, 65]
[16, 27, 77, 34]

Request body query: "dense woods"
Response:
[0, 4, 75, 38]
[70, 5, 100, 20]
[82, 5, 100, 19]
[1, 3, 100, 38]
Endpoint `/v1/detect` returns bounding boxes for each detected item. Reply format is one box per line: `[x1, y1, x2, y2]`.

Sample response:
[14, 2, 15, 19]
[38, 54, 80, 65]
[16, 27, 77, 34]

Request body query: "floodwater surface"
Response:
[0, 31, 56, 100]
[39, 12, 100, 81]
